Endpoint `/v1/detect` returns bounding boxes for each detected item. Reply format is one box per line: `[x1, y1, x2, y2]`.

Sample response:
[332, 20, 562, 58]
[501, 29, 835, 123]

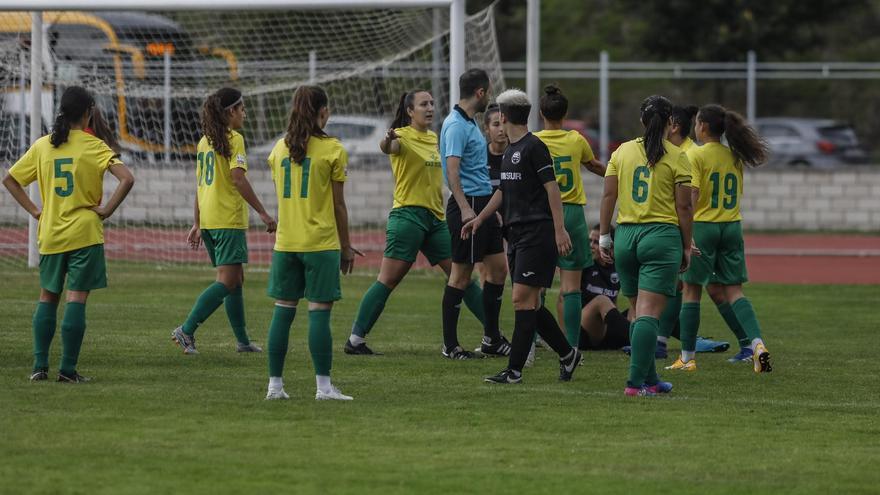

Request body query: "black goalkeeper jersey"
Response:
[580, 261, 621, 307]
[499, 132, 556, 227]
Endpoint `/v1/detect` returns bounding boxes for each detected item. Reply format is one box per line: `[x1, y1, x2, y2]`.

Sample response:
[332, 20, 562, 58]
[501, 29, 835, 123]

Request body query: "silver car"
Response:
[755, 117, 868, 168]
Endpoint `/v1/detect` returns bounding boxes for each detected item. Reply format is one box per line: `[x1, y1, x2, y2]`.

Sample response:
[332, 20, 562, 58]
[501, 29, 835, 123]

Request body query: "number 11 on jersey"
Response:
[281, 157, 312, 199]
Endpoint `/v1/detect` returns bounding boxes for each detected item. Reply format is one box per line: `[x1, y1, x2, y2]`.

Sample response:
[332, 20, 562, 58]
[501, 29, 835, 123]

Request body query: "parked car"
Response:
[755, 117, 868, 168]
[251, 115, 387, 161]
[561, 119, 621, 158]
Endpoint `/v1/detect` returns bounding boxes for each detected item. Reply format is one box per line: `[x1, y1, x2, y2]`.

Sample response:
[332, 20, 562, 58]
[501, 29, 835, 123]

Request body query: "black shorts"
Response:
[447, 195, 504, 264]
[506, 220, 557, 288]
[579, 308, 631, 350]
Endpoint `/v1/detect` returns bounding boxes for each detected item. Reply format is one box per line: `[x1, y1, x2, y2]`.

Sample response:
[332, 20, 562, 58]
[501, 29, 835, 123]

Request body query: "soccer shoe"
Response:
[624, 386, 655, 397]
[728, 346, 754, 363]
[236, 342, 263, 353]
[30, 368, 48, 382]
[315, 385, 353, 401]
[265, 388, 290, 400]
[171, 326, 198, 355]
[484, 368, 522, 384]
[696, 336, 730, 353]
[476, 335, 512, 357]
[344, 340, 381, 355]
[622, 344, 668, 359]
[442, 345, 475, 360]
[664, 357, 697, 372]
[525, 342, 536, 368]
[57, 371, 92, 383]
[753, 343, 773, 373]
[558, 349, 582, 382]
[645, 381, 673, 394]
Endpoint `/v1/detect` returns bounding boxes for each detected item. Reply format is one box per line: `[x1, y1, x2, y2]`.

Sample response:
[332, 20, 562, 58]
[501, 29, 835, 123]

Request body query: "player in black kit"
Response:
[462, 89, 581, 384]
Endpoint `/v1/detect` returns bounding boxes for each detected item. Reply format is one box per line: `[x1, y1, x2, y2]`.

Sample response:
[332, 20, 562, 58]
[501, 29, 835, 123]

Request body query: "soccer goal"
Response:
[0, 0, 505, 269]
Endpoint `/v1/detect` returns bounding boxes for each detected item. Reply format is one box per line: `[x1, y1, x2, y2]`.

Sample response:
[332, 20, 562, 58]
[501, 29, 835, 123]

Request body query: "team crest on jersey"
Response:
[235, 154, 246, 165]
[610, 272, 620, 284]
[511, 151, 521, 164]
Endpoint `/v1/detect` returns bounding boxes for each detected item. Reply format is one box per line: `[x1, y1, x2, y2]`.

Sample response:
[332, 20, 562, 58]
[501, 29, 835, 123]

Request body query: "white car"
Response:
[251, 115, 388, 161]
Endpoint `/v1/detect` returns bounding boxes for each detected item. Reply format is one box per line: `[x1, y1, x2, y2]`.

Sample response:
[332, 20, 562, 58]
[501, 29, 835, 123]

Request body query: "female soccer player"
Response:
[669, 104, 772, 373]
[485, 103, 506, 192]
[265, 85, 360, 401]
[462, 89, 582, 384]
[2, 86, 134, 382]
[171, 88, 276, 355]
[345, 90, 499, 356]
[535, 84, 606, 348]
[598, 95, 694, 396]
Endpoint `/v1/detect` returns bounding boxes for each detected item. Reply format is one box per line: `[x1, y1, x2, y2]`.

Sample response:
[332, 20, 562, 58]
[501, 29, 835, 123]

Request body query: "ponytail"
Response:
[285, 85, 329, 164]
[51, 86, 95, 148]
[89, 107, 120, 154]
[639, 95, 673, 166]
[698, 104, 769, 167]
[390, 89, 429, 130]
[671, 105, 698, 140]
[201, 87, 242, 159]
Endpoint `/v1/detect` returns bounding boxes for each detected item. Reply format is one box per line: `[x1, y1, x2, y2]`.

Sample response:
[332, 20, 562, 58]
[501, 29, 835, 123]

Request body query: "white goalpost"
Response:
[0, 0, 507, 270]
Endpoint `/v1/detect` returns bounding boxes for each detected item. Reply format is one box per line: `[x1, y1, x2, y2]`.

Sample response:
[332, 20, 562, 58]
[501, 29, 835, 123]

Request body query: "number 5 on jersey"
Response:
[281, 157, 311, 199]
[54, 158, 74, 197]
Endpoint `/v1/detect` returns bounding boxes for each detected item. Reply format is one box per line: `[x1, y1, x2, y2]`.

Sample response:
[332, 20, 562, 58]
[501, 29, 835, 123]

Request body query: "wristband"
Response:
[599, 234, 612, 249]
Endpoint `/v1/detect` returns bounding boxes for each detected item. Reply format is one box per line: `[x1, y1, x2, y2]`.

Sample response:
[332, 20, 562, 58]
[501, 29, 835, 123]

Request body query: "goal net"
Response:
[0, 4, 505, 270]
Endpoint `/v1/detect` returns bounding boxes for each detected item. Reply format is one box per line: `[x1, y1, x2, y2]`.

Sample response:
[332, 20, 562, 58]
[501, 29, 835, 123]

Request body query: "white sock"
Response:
[349, 334, 366, 346]
[657, 336, 668, 344]
[750, 338, 764, 352]
[269, 376, 283, 390]
[682, 350, 696, 362]
[316, 375, 332, 392]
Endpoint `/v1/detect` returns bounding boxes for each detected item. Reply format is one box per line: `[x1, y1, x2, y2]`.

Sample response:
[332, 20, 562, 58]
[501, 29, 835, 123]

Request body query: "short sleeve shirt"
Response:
[439, 105, 492, 197]
[499, 132, 557, 226]
[535, 129, 595, 205]
[196, 130, 249, 229]
[687, 142, 744, 223]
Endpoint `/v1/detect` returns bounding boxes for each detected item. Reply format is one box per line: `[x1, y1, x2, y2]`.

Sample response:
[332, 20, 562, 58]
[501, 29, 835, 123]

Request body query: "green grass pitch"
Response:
[1, 264, 878, 494]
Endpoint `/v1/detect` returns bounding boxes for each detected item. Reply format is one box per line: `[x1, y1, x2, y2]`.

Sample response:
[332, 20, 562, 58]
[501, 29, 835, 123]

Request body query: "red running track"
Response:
[2, 229, 878, 285]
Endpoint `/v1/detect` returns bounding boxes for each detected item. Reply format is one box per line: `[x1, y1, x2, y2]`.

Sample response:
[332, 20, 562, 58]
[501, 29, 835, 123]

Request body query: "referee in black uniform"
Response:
[462, 89, 582, 384]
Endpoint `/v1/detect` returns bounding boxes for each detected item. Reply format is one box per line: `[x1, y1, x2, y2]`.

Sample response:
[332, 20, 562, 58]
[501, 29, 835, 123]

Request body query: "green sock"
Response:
[679, 302, 701, 352]
[462, 280, 486, 326]
[32, 301, 58, 371]
[562, 292, 582, 347]
[183, 282, 230, 335]
[224, 286, 250, 345]
[628, 316, 659, 388]
[352, 281, 392, 337]
[267, 305, 297, 377]
[308, 309, 333, 376]
[659, 291, 682, 339]
[59, 302, 87, 376]
[731, 297, 763, 341]
[717, 301, 750, 347]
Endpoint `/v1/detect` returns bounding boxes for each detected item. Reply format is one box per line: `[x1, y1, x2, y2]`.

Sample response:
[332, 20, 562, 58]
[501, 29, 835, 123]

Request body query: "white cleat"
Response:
[315, 385, 353, 401]
[265, 388, 290, 400]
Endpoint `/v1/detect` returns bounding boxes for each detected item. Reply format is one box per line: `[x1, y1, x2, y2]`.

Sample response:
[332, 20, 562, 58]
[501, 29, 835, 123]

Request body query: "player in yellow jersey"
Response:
[171, 88, 276, 355]
[535, 84, 606, 349]
[671, 104, 773, 373]
[3, 86, 134, 383]
[598, 95, 694, 396]
[264, 85, 361, 401]
[345, 90, 504, 356]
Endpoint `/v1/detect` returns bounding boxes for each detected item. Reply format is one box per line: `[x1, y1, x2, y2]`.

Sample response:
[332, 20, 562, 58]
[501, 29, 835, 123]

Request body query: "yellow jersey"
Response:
[390, 126, 444, 219]
[196, 130, 249, 229]
[9, 130, 121, 255]
[605, 139, 691, 225]
[679, 136, 696, 153]
[535, 129, 595, 205]
[687, 142, 743, 222]
[267, 135, 348, 252]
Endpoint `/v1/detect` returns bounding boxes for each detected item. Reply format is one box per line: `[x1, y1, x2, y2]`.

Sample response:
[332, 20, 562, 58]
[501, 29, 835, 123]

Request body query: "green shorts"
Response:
[614, 223, 682, 298]
[682, 221, 749, 286]
[384, 206, 451, 265]
[268, 250, 341, 303]
[202, 228, 248, 267]
[557, 203, 593, 270]
[39, 244, 107, 294]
